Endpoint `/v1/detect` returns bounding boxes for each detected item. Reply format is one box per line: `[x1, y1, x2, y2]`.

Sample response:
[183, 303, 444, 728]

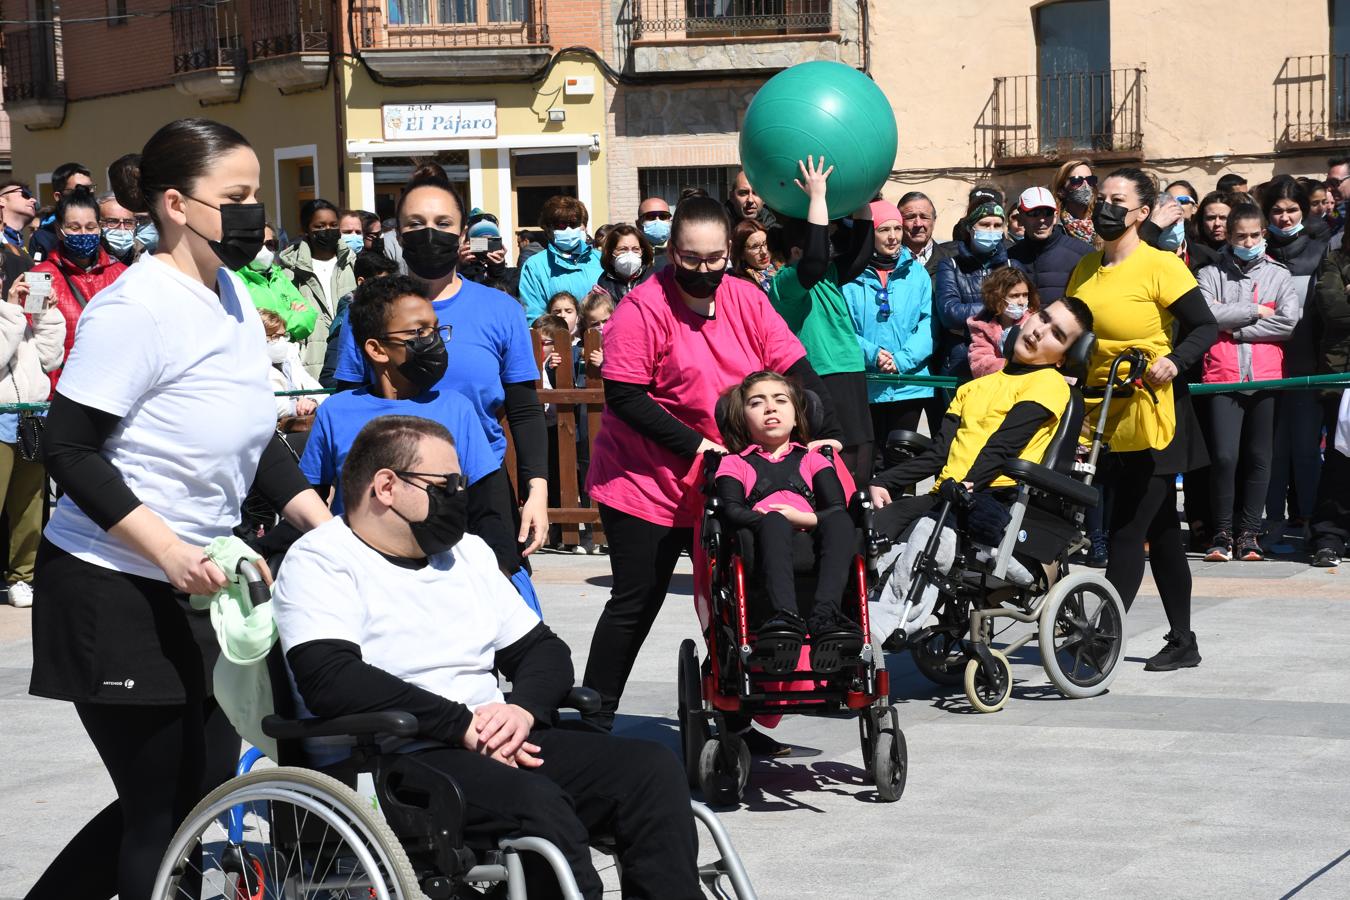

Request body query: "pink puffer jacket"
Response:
[966, 313, 1007, 377]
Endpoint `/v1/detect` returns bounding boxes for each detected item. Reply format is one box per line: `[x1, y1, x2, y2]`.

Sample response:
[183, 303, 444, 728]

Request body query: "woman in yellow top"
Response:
[1066, 168, 1218, 672]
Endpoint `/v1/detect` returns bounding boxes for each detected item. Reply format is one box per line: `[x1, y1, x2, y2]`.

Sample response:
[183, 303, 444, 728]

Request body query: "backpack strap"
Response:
[743, 447, 815, 508]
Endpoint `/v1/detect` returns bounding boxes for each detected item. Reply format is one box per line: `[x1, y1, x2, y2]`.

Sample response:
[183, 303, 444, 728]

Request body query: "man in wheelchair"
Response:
[867, 297, 1095, 567]
[271, 414, 701, 899]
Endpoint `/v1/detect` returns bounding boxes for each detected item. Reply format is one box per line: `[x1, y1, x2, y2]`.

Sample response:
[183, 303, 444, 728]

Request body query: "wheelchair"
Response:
[875, 347, 1149, 714]
[153, 564, 758, 900]
[679, 398, 906, 807]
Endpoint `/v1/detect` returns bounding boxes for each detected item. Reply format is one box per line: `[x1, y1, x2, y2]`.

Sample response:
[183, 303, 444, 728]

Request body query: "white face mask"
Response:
[266, 339, 290, 364]
[613, 250, 643, 279]
[1004, 302, 1028, 321]
[250, 246, 275, 272]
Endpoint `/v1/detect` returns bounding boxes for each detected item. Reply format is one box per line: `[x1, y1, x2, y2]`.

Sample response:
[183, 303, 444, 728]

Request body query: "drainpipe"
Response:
[331, 0, 347, 206]
[858, 0, 871, 76]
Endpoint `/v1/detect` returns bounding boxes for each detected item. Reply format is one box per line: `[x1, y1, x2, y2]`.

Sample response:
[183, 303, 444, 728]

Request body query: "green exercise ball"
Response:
[739, 61, 898, 221]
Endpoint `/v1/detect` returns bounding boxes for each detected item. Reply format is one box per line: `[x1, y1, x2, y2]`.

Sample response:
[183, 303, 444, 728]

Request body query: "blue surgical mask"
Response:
[135, 221, 159, 253]
[340, 233, 364, 255]
[1157, 220, 1186, 251]
[1268, 221, 1304, 238]
[971, 229, 1003, 254]
[1232, 241, 1266, 262]
[62, 231, 102, 258]
[642, 219, 671, 246]
[1004, 302, 1028, 321]
[552, 227, 587, 254]
[104, 228, 135, 256]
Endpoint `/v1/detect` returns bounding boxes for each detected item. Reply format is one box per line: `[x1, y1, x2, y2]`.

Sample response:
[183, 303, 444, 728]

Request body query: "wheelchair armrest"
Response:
[885, 429, 934, 455]
[261, 711, 420, 741]
[1002, 458, 1099, 509]
[562, 686, 601, 715]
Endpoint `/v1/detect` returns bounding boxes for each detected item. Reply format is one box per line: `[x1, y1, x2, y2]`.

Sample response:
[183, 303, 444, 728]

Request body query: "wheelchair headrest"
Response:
[1000, 322, 1097, 383]
[713, 386, 826, 442]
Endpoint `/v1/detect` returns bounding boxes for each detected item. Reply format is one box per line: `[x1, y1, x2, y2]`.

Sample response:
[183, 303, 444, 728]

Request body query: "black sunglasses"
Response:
[640, 210, 672, 221]
[0, 187, 32, 201]
[395, 471, 466, 494]
[1066, 175, 1099, 188]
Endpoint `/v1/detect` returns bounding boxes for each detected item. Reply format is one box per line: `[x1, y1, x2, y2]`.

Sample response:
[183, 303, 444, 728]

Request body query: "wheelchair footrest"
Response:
[747, 631, 804, 675]
[809, 632, 864, 674]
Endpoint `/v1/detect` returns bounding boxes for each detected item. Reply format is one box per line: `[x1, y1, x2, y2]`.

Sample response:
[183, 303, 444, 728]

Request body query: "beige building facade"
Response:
[869, 0, 1350, 233]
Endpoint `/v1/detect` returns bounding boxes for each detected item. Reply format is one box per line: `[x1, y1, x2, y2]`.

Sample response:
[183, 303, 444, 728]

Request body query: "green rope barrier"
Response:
[865, 371, 1350, 395]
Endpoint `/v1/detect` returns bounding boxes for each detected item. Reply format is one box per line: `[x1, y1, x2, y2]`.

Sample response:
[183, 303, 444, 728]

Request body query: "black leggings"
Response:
[750, 508, 855, 622]
[24, 698, 239, 900]
[1105, 453, 1193, 634]
[583, 505, 693, 727]
[1207, 391, 1275, 535]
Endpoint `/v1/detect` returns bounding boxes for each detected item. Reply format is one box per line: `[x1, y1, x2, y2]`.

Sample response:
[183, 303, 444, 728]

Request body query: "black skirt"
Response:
[819, 371, 874, 448]
[28, 539, 218, 706]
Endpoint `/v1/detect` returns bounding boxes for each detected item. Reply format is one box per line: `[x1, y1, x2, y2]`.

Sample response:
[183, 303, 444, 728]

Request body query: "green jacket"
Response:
[1315, 248, 1350, 377]
[237, 264, 318, 342]
[278, 241, 357, 376]
[769, 262, 866, 376]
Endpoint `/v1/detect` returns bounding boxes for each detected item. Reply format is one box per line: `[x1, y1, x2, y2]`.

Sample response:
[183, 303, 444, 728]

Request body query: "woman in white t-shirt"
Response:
[25, 118, 332, 900]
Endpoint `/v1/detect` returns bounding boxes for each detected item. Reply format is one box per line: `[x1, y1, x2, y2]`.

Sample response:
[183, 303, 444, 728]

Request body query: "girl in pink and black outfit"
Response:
[583, 196, 841, 733]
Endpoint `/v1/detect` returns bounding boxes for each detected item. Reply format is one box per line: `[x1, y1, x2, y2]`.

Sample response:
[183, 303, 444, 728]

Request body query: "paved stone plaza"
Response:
[3, 554, 1349, 899]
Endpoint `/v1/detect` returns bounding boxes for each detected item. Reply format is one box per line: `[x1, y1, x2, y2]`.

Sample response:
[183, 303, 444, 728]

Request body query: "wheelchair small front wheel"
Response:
[868, 713, 907, 802]
[152, 766, 425, 900]
[1038, 573, 1127, 699]
[698, 734, 751, 806]
[963, 648, 1012, 713]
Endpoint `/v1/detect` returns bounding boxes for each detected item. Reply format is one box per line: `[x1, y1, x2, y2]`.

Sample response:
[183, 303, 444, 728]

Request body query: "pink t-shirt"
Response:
[715, 443, 833, 516]
[587, 268, 807, 527]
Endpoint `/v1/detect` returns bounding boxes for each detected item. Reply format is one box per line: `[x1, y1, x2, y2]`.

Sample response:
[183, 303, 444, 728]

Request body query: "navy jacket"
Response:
[933, 239, 1009, 377]
[1008, 226, 1092, 303]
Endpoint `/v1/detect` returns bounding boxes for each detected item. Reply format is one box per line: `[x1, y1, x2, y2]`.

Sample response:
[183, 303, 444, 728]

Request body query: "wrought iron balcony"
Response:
[354, 0, 550, 79]
[975, 68, 1145, 167]
[1275, 54, 1350, 148]
[2, 25, 66, 129]
[171, 2, 245, 103]
[633, 0, 830, 39]
[249, 0, 332, 92]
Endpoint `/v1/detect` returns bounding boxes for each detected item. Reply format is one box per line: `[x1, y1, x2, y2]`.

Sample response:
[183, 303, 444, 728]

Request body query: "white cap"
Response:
[1018, 186, 1058, 213]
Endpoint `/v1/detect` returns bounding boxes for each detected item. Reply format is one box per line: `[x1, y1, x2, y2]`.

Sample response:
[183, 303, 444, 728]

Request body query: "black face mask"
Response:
[184, 195, 266, 270]
[401, 228, 460, 280]
[674, 266, 725, 299]
[394, 476, 467, 556]
[870, 250, 901, 272]
[1091, 202, 1134, 242]
[397, 330, 449, 390]
[308, 228, 340, 255]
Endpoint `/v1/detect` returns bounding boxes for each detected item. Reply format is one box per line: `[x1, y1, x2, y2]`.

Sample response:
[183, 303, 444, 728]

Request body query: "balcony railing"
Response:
[172, 1, 245, 73]
[2, 24, 65, 103]
[252, 0, 330, 57]
[976, 67, 1144, 166]
[633, 0, 831, 39]
[355, 0, 547, 51]
[1275, 54, 1350, 147]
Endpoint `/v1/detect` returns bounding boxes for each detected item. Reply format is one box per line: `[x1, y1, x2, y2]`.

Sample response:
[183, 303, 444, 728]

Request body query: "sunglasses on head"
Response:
[1067, 175, 1098, 188]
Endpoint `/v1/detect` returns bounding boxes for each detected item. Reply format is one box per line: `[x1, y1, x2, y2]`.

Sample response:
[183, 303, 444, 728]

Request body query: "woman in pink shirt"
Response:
[583, 196, 842, 735]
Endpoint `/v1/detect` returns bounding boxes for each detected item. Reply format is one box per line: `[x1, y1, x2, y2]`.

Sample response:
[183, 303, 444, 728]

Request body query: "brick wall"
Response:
[49, 0, 175, 100]
[543, 0, 604, 52]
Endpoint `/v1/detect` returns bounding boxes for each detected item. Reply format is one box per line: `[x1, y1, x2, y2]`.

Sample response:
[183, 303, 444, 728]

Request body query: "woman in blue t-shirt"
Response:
[334, 164, 549, 560]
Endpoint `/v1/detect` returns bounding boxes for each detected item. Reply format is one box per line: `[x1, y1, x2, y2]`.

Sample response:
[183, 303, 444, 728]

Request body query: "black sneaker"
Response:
[1143, 630, 1201, 671]
[807, 610, 864, 674]
[1313, 547, 1342, 568]
[751, 610, 807, 674]
[1204, 531, 1233, 562]
[1086, 531, 1109, 568]
[740, 727, 792, 758]
[1236, 532, 1264, 562]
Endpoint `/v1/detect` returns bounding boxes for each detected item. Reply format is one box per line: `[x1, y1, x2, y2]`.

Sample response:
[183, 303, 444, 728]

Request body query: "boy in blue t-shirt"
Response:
[301, 274, 518, 572]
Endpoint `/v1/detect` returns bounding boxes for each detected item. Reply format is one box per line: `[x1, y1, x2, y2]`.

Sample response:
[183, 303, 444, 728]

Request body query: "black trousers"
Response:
[1207, 391, 1276, 535]
[1312, 396, 1350, 553]
[1105, 452, 1193, 634]
[750, 508, 855, 623]
[24, 699, 239, 900]
[385, 728, 699, 900]
[1267, 390, 1323, 521]
[583, 505, 693, 726]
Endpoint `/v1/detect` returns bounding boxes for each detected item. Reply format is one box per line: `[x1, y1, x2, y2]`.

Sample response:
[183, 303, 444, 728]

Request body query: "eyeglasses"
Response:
[875, 286, 891, 320]
[100, 217, 137, 230]
[379, 323, 452, 345]
[640, 210, 672, 222]
[395, 471, 466, 494]
[1066, 175, 1098, 188]
[672, 250, 729, 272]
[0, 188, 33, 201]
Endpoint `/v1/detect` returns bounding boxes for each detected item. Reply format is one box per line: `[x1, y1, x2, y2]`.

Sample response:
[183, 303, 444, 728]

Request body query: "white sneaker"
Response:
[8, 581, 33, 608]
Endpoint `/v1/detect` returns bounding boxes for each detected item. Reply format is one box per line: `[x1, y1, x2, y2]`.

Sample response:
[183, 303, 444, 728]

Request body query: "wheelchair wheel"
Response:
[678, 638, 711, 788]
[909, 601, 969, 686]
[152, 766, 425, 900]
[963, 648, 1013, 713]
[697, 734, 751, 806]
[1039, 572, 1127, 699]
[867, 709, 907, 803]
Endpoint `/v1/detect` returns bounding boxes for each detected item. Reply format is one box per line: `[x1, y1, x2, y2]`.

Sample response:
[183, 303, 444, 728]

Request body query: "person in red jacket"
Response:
[28, 187, 127, 386]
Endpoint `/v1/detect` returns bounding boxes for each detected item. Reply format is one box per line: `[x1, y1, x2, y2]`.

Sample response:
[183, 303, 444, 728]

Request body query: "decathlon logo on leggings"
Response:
[102, 679, 134, 689]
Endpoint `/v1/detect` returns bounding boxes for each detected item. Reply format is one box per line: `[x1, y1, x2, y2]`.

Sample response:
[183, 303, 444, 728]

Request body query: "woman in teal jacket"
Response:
[843, 199, 935, 447]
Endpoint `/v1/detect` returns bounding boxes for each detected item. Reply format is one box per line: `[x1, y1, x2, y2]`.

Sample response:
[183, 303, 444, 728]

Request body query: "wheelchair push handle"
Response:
[236, 559, 270, 609]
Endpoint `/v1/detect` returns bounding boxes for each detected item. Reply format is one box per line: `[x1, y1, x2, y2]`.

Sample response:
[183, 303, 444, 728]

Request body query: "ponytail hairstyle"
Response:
[54, 185, 99, 228]
[111, 118, 252, 229]
[670, 194, 731, 249]
[395, 162, 466, 227]
[719, 370, 810, 454]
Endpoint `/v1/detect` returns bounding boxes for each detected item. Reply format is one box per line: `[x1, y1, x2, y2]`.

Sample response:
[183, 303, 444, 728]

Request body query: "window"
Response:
[1036, 0, 1110, 152]
[639, 166, 736, 208]
[1333, 0, 1350, 126]
[106, 0, 127, 27]
[489, 0, 526, 22]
